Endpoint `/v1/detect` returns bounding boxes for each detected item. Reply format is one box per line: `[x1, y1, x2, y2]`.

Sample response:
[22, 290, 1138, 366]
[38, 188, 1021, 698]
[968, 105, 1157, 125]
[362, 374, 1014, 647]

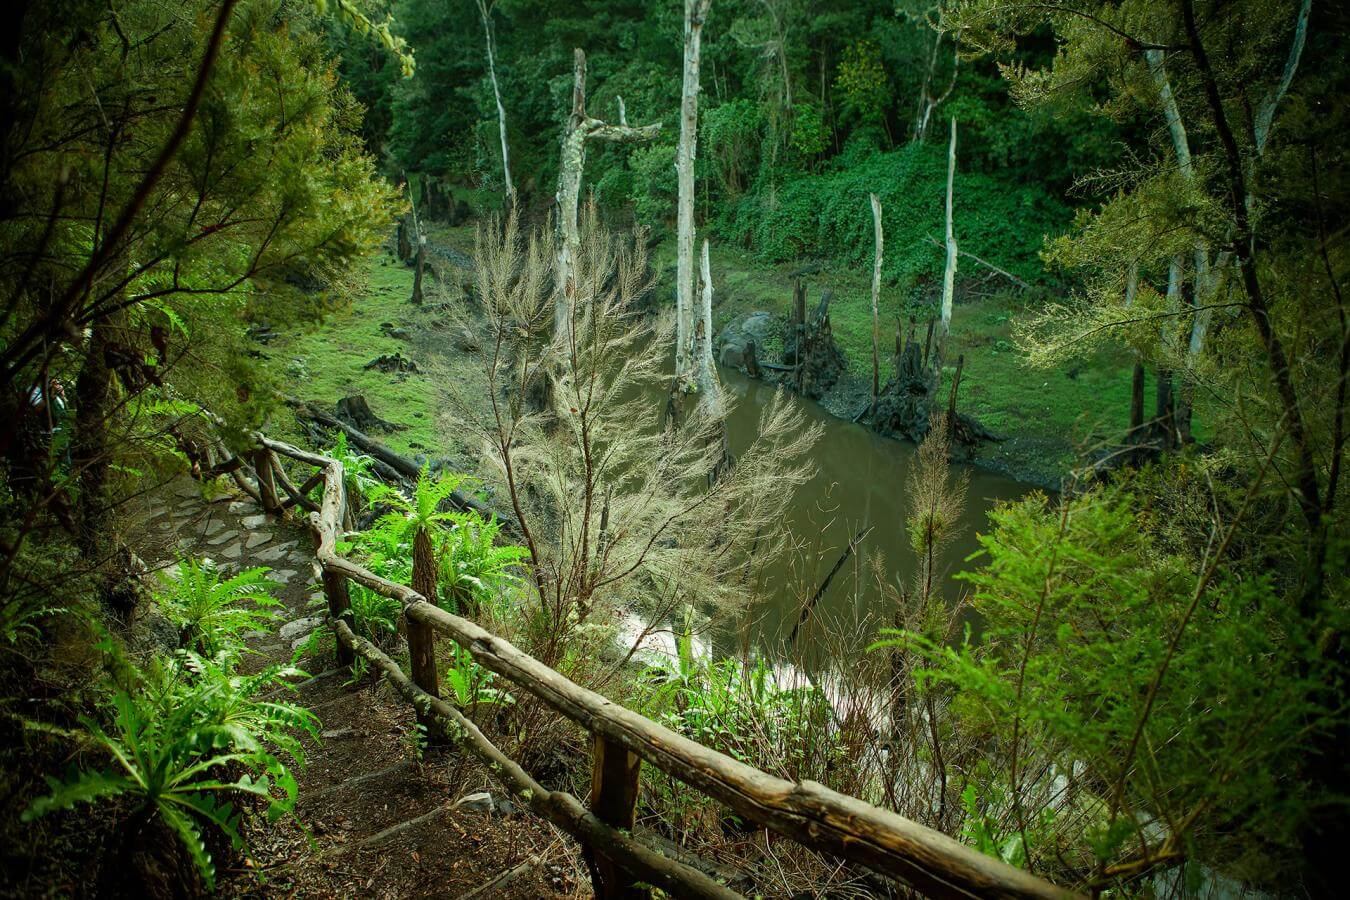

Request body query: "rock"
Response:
[241, 514, 267, 529]
[245, 532, 271, 549]
[207, 530, 237, 546]
[452, 324, 481, 352]
[220, 542, 242, 560]
[321, 727, 355, 740]
[201, 518, 228, 537]
[278, 616, 324, 644]
[717, 311, 777, 369]
[254, 541, 296, 563]
[228, 501, 251, 514]
[454, 792, 495, 814]
[380, 322, 412, 341]
[741, 311, 775, 344]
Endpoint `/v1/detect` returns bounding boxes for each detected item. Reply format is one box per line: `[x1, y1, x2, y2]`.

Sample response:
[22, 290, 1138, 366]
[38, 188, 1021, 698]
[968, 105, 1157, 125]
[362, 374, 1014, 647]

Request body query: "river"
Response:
[706, 366, 1034, 665]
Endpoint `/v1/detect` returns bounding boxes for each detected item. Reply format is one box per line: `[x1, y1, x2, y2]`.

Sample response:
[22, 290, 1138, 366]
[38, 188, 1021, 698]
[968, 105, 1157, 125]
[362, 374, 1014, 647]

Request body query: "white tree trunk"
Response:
[869, 192, 883, 409]
[1147, 49, 1213, 364]
[696, 239, 723, 417]
[554, 48, 661, 349]
[476, 0, 514, 205]
[913, 33, 958, 144]
[938, 118, 957, 357]
[1254, 0, 1311, 156]
[676, 0, 713, 384]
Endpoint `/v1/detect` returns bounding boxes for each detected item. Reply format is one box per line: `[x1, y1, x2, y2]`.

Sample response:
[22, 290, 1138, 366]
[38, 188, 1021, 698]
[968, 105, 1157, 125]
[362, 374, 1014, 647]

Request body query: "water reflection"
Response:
[712, 366, 1032, 665]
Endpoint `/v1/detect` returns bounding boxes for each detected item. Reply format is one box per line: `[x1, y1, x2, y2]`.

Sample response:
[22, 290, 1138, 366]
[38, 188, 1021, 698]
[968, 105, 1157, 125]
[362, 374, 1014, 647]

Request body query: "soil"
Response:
[128, 478, 582, 900]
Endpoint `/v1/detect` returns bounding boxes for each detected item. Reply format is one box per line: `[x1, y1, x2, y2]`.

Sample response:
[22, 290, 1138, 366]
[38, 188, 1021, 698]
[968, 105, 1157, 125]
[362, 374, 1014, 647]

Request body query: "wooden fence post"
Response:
[254, 448, 281, 514]
[324, 569, 355, 668]
[587, 734, 646, 899]
[409, 528, 442, 739]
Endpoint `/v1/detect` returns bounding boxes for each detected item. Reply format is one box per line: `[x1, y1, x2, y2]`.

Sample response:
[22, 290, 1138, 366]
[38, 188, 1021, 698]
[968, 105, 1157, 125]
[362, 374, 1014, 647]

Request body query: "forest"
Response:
[0, 0, 1346, 897]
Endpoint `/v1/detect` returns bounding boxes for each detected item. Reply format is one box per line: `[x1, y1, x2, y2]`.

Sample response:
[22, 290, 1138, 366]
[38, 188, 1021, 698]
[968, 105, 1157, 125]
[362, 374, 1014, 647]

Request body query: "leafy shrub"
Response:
[436, 510, 526, 616]
[646, 615, 831, 772]
[441, 642, 513, 710]
[157, 557, 280, 656]
[726, 142, 1068, 295]
[877, 487, 1345, 879]
[23, 647, 318, 890]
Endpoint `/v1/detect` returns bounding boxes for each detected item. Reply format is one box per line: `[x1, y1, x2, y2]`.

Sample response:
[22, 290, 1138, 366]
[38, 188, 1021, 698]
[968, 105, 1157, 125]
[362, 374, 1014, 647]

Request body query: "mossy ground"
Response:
[275, 226, 1180, 488]
[266, 231, 482, 460]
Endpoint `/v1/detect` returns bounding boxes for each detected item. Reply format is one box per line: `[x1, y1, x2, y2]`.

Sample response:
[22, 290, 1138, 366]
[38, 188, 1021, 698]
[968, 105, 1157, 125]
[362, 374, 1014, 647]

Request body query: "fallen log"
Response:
[294, 401, 519, 536]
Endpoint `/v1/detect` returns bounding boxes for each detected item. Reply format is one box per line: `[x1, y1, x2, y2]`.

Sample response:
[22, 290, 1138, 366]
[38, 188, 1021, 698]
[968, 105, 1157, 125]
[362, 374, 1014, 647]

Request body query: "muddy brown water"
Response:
[712, 367, 1035, 665]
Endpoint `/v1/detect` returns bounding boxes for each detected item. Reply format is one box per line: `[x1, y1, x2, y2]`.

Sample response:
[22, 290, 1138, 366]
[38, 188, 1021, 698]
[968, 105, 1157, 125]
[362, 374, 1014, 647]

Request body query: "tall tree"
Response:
[554, 48, 660, 349]
[695, 238, 723, 417]
[936, 117, 957, 368]
[676, 0, 713, 386]
[474, 0, 515, 205]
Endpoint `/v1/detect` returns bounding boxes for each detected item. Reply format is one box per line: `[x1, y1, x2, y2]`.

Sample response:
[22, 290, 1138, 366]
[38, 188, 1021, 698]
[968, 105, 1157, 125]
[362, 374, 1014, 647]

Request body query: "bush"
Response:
[156, 557, 280, 657]
[726, 142, 1069, 295]
[23, 647, 318, 890]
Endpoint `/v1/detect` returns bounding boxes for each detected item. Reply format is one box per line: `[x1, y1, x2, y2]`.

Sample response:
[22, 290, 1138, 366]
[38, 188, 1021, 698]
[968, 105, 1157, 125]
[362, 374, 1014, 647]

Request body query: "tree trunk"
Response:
[410, 526, 442, 738]
[1154, 368, 1174, 449]
[869, 192, 883, 416]
[476, 0, 515, 206]
[675, 0, 713, 386]
[1129, 363, 1146, 436]
[397, 217, 411, 262]
[73, 310, 122, 553]
[936, 119, 958, 376]
[694, 239, 722, 417]
[554, 49, 661, 350]
[411, 236, 425, 305]
[1124, 264, 1144, 437]
[912, 33, 958, 144]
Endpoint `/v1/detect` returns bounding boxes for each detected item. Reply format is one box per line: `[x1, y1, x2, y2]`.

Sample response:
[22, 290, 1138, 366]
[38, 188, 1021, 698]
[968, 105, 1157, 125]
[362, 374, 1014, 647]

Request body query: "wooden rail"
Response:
[217, 429, 1079, 900]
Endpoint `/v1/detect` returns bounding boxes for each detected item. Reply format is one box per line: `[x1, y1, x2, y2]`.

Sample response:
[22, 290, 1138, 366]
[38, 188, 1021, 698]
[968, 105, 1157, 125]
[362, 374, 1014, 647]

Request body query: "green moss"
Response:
[267, 253, 440, 456]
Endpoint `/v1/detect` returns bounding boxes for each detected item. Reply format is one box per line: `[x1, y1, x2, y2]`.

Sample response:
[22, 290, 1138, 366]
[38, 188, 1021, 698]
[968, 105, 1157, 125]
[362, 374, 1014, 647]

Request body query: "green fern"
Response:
[24, 649, 318, 890]
[157, 557, 280, 656]
[437, 511, 526, 615]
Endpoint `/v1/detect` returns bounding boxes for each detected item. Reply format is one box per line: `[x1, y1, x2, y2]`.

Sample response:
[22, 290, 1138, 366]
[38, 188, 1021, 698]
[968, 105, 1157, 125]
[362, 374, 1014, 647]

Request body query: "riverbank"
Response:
[651, 239, 1135, 491]
[264, 223, 1135, 491]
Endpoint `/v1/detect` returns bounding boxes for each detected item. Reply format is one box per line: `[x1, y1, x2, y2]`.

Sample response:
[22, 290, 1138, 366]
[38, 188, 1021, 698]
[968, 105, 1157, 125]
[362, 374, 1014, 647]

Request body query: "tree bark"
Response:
[675, 0, 713, 386]
[409, 526, 442, 738]
[694, 239, 722, 417]
[73, 310, 122, 553]
[1124, 264, 1144, 437]
[554, 49, 661, 349]
[411, 236, 425, 305]
[937, 118, 957, 371]
[869, 192, 883, 416]
[475, 0, 515, 206]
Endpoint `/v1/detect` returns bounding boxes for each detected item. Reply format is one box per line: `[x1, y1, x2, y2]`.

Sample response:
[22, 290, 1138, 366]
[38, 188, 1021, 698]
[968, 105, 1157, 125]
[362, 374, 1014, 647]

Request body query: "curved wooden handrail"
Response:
[236, 431, 1080, 900]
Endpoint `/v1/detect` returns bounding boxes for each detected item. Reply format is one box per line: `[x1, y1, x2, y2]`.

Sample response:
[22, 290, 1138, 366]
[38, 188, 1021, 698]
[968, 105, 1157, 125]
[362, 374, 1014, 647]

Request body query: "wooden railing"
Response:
[217, 428, 1078, 900]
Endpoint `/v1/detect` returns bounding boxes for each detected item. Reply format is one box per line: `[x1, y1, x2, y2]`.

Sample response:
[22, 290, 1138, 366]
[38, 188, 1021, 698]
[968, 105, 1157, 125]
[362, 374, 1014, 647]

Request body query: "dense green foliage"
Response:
[23, 596, 318, 890]
[332, 0, 1128, 283]
[1, 0, 1347, 896]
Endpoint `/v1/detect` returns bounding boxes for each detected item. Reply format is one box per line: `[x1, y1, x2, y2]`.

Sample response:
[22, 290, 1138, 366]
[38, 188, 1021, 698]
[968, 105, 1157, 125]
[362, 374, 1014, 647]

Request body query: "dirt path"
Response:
[134, 478, 580, 899]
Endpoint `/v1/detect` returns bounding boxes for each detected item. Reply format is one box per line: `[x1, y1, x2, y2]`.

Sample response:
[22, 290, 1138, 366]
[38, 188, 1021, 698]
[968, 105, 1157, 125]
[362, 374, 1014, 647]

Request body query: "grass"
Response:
[267, 252, 443, 456]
